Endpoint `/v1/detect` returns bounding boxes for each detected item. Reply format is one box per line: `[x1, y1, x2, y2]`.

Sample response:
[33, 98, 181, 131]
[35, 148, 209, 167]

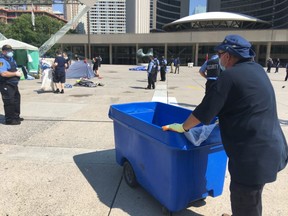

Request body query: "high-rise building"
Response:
[90, 0, 126, 34]
[126, 0, 150, 33]
[151, 0, 190, 31]
[65, 0, 150, 34]
[0, 4, 65, 24]
[65, 0, 87, 33]
[150, 0, 156, 30]
[207, 0, 288, 29]
[65, 0, 126, 34]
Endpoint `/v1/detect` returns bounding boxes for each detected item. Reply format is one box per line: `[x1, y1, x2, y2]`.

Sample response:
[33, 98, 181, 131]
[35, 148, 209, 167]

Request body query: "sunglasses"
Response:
[218, 51, 226, 57]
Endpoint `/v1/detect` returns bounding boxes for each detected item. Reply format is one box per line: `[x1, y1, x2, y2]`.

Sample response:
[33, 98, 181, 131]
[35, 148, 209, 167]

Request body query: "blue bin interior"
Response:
[113, 102, 191, 125]
[152, 102, 192, 126]
[109, 102, 221, 149]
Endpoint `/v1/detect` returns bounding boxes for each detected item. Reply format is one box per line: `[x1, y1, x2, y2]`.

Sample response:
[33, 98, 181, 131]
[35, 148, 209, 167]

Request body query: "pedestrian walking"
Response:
[266, 57, 273, 73]
[169, 56, 174, 73]
[93, 56, 101, 78]
[174, 57, 180, 74]
[275, 58, 280, 73]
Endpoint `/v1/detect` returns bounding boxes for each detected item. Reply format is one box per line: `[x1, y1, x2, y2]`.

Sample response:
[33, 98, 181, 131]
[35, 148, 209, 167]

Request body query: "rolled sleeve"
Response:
[199, 61, 207, 73]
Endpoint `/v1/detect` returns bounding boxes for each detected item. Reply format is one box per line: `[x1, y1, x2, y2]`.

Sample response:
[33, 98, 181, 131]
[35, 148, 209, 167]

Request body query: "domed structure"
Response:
[163, 12, 271, 32]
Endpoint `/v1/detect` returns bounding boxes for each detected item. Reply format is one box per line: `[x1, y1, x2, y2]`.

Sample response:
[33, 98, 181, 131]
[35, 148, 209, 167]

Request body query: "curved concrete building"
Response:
[207, 0, 288, 29]
[163, 12, 271, 31]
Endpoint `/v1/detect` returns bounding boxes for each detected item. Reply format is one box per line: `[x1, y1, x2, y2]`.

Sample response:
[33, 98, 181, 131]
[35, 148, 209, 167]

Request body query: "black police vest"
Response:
[206, 58, 220, 78]
[0, 54, 19, 84]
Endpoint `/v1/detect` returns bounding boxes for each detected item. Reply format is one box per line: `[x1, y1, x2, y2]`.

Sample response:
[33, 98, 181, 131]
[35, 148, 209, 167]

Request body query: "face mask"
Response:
[219, 59, 226, 71]
[6, 52, 13, 58]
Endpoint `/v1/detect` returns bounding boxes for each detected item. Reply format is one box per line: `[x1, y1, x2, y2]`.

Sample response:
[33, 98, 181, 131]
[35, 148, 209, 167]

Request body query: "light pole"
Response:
[87, 10, 91, 59]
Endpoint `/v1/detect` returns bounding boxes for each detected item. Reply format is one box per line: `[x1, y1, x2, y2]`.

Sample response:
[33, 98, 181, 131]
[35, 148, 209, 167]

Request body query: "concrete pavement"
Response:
[0, 65, 287, 216]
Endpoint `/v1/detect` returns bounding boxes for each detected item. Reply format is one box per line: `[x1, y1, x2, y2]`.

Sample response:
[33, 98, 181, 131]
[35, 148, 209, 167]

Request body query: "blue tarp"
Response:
[129, 66, 147, 71]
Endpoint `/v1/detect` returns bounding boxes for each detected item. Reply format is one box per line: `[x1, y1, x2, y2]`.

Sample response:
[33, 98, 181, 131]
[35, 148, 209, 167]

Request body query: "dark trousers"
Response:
[267, 65, 271, 72]
[174, 65, 180, 73]
[275, 66, 279, 73]
[147, 73, 155, 89]
[0, 83, 21, 122]
[160, 67, 166, 81]
[205, 79, 216, 94]
[230, 180, 265, 216]
[153, 71, 158, 82]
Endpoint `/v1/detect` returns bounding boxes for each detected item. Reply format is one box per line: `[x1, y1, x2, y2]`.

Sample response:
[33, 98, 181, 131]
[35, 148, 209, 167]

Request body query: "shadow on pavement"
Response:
[73, 150, 204, 216]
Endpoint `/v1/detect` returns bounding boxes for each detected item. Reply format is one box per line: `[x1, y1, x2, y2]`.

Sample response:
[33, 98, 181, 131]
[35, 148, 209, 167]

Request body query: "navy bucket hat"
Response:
[214, 34, 255, 59]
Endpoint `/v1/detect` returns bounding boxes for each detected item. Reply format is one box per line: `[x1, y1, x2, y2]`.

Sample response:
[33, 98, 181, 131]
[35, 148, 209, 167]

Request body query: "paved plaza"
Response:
[0, 64, 287, 216]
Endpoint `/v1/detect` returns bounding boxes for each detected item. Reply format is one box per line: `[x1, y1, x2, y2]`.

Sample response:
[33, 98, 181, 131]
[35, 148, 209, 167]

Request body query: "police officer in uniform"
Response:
[159, 55, 167, 81]
[199, 54, 221, 94]
[146, 55, 155, 90]
[0, 44, 23, 125]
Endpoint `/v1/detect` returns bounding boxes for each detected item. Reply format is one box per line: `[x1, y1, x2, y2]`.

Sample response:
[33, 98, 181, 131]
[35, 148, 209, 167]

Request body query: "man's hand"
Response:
[15, 71, 22, 77]
[162, 123, 186, 133]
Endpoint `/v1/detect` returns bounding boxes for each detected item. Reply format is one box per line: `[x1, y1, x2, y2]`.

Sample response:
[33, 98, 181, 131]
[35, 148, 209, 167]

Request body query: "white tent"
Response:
[0, 38, 38, 51]
[0, 38, 39, 74]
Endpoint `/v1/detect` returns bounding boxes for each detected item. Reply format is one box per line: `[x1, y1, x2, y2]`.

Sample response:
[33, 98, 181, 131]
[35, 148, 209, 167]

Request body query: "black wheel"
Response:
[123, 161, 138, 188]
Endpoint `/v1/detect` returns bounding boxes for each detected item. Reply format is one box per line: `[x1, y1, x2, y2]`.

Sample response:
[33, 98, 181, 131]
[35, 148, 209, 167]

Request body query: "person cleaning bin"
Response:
[163, 34, 288, 216]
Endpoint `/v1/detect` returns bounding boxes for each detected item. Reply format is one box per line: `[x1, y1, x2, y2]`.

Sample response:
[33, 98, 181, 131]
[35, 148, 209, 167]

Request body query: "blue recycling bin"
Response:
[108, 102, 227, 212]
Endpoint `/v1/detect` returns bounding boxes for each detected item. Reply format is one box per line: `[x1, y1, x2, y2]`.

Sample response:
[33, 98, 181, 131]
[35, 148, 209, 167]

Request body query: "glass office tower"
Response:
[207, 0, 288, 29]
[153, 0, 190, 31]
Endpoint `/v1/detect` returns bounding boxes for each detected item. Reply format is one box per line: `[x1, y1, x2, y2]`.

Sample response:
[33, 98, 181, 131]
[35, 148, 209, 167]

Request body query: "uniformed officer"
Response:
[159, 55, 167, 81]
[146, 55, 155, 90]
[0, 44, 23, 125]
[199, 54, 221, 94]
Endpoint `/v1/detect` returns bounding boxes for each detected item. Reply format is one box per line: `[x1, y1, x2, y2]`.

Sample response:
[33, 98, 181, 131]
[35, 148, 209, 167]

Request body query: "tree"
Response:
[1, 14, 68, 57]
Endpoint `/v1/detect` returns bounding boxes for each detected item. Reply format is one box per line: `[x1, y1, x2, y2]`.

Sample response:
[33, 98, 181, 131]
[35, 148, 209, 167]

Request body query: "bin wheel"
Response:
[123, 161, 138, 188]
[161, 206, 172, 216]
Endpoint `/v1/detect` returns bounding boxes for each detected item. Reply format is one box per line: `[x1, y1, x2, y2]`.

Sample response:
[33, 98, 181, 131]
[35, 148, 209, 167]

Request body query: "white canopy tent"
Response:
[0, 38, 38, 51]
[0, 38, 39, 74]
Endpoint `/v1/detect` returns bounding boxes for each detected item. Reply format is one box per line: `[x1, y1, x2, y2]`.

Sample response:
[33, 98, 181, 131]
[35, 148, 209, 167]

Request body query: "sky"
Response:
[189, 0, 207, 14]
[52, 4, 64, 13]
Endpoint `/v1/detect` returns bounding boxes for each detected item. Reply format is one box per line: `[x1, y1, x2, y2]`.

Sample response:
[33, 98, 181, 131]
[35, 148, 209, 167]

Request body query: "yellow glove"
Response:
[162, 123, 186, 133]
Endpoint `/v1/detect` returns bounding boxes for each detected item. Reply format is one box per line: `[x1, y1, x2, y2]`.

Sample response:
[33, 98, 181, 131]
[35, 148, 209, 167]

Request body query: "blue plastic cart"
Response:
[109, 102, 227, 213]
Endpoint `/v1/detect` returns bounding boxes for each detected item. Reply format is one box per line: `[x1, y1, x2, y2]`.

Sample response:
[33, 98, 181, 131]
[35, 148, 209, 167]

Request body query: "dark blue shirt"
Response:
[54, 56, 66, 73]
[193, 60, 288, 185]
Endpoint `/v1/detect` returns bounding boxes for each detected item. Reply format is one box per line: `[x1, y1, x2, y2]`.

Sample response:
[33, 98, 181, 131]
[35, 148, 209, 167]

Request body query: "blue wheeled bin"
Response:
[108, 102, 227, 213]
